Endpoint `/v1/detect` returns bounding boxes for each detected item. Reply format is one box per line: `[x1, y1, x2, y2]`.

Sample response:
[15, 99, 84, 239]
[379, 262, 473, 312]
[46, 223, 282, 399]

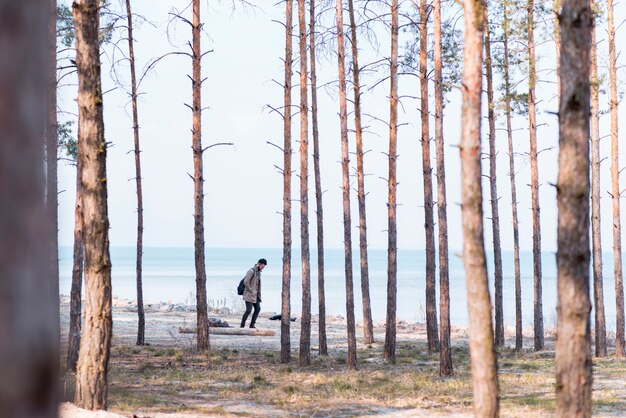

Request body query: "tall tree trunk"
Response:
[554, 0, 560, 100]
[191, 0, 210, 352]
[67, 160, 84, 372]
[125, 0, 145, 347]
[590, 0, 607, 357]
[502, 0, 523, 351]
[348, 0, 374, 346]
[420, 0, 439, 353]
[0, 2, 58, 415]
[298, 0, 311, 367]
[310, 0, 327, 356]
[48, 0, 60, 353]
[608, 0, 625, 357]
[281, 0, 294, 364]
[434, 0, 453, 376]
[555, 0, 593, 413]
[336, 0, 357, 371]
[72, 0, 113, 409]
[460, 0, 499, 414]
[484, 4, 504, 348]
[528, 0, 544, 351]
[384, 0, 399, 365]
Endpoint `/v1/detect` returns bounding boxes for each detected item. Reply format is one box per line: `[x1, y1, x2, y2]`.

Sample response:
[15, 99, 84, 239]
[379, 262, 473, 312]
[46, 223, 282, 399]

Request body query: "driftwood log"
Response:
[178, 327, 275, 337]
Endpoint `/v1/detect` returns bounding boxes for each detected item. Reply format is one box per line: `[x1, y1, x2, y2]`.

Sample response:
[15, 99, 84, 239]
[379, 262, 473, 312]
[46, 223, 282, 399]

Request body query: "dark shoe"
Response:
[240, 324, 245, 328]
[249, 325, 256, 329]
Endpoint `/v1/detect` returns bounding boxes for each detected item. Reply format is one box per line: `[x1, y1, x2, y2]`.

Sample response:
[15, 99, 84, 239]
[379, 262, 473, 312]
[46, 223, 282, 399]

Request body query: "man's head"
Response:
[257, 258, 267, 270]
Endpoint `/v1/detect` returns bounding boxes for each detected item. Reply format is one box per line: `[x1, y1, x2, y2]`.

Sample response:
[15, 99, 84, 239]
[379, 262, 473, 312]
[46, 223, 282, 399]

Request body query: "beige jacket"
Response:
[242, 266, 262, 303]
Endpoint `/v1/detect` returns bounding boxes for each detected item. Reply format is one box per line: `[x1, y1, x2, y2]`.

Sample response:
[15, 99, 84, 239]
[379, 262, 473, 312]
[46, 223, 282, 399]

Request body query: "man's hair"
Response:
[258, 258, 267, 265]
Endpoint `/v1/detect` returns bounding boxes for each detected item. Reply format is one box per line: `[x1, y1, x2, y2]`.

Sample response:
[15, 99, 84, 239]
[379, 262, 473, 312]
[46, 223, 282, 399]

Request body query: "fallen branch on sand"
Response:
[178, 327, 276, 336]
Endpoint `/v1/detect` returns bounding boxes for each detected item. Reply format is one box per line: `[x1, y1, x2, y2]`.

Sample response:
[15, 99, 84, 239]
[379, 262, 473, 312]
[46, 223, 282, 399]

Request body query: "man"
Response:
[240, 258, 267, 328]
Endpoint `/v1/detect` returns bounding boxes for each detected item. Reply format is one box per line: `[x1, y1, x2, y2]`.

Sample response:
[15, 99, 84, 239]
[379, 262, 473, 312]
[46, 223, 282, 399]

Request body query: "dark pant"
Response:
[241, 300, 261, 327]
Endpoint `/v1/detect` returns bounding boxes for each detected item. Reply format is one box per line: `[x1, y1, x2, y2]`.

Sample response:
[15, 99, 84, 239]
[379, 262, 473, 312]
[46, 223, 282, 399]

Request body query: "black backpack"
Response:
[238, 269, 252, 296]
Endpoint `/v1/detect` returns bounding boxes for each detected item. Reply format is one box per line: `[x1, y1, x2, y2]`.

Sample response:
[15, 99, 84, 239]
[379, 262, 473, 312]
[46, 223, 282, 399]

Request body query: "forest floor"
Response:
[59, 298, 626, 417]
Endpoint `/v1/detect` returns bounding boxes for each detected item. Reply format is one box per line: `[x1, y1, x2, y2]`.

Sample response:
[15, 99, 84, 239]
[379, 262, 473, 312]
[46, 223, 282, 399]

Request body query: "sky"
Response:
[57, 0, 626, 254]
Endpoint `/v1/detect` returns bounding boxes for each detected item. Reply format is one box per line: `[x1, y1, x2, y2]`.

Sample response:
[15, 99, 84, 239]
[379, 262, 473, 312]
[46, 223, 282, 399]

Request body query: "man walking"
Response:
[240, 258, 267, 328]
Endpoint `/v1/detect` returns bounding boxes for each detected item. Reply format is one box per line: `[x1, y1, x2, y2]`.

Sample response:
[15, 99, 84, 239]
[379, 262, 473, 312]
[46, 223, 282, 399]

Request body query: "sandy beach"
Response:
[58, 296, 626, 418]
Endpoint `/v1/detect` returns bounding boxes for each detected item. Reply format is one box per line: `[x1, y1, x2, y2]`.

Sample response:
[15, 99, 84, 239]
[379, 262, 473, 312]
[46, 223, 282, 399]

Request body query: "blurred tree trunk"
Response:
[528, 0, 544, 351]
[48, 0, 60, 350]
[336, 0, 357, 371]
[297, 0, 311, 367]
[67, 158, 84, 372]
[484, 4, 504, 348]
[72, 0, 113, 409]
[190, 0, 210, 352]
[384, 0, 399, 365]
[590, 0, 607, 357]
[348, 0, 374, 346]
[0, 1, 59, 415]
[460, 0, 499, 414]
[502, 0, 523, 351]
[608, 0, 625, 357]
[420, 0, 439, 353]
[555, 0, 593, 413]
[434, 0, 453, 376]
[125, 0, 145, 347]
[310, 0, 327, 356]
[281, 0, 294, 364]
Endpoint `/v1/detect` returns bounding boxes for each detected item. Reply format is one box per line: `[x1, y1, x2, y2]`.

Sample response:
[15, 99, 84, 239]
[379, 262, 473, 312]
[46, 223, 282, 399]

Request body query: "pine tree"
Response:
[419, 0, 440, 353]
[460, 0, 500, 413]
[590, 0, 607, 357]
[336, 0, 357, 370]
[608, 0, 625, 357]
[72, 0, 113, 408]
[528, 0, 544, 351]
[384, 0, 400, 365]
[309, 0, 327, 356]
[348, 0, 374, 346]
[298, 0, 312, 367]
[555, 0, 593, 412]
[281, 0, 294, 364]
[484, 1, 505, 348]
[434, 0, 453, 375]
[124, 0, 146, 346]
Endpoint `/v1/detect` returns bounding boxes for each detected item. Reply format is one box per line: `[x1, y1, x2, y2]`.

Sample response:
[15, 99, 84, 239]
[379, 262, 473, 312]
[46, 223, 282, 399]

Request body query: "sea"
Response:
[59, 246, 622, 329]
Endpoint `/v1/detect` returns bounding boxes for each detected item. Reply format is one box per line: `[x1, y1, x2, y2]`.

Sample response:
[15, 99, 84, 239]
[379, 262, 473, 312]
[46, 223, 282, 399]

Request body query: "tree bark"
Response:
[281, 0, 294, 364]
[590, 0, 607, 357]
[336, 0, 357, 371]
[310, 0, 327, 356]
[555, 0, 593, 413]
[72, 0, 113, 409]
[384, 0, 399, 365]
[67, 159, 84, 372]
[348, 0, 374, 346]
[528, 0, 544, 351]
[125, 0, 145, 347]
[419, 0, 439, 353]
[502, 0, 523, 351]
[190, 0, 210, 352]
[608, 0, 625, 357]
[297, 0, 311, 367]
[484, 3, 504, 349]
[434, 0, 453, 376]
[0, 2, 58, 415]
[460, 0, 499, 414]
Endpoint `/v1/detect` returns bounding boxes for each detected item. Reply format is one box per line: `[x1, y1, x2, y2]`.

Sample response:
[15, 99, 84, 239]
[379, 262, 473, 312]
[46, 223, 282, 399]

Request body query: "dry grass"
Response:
[61, 341, 626, 417]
